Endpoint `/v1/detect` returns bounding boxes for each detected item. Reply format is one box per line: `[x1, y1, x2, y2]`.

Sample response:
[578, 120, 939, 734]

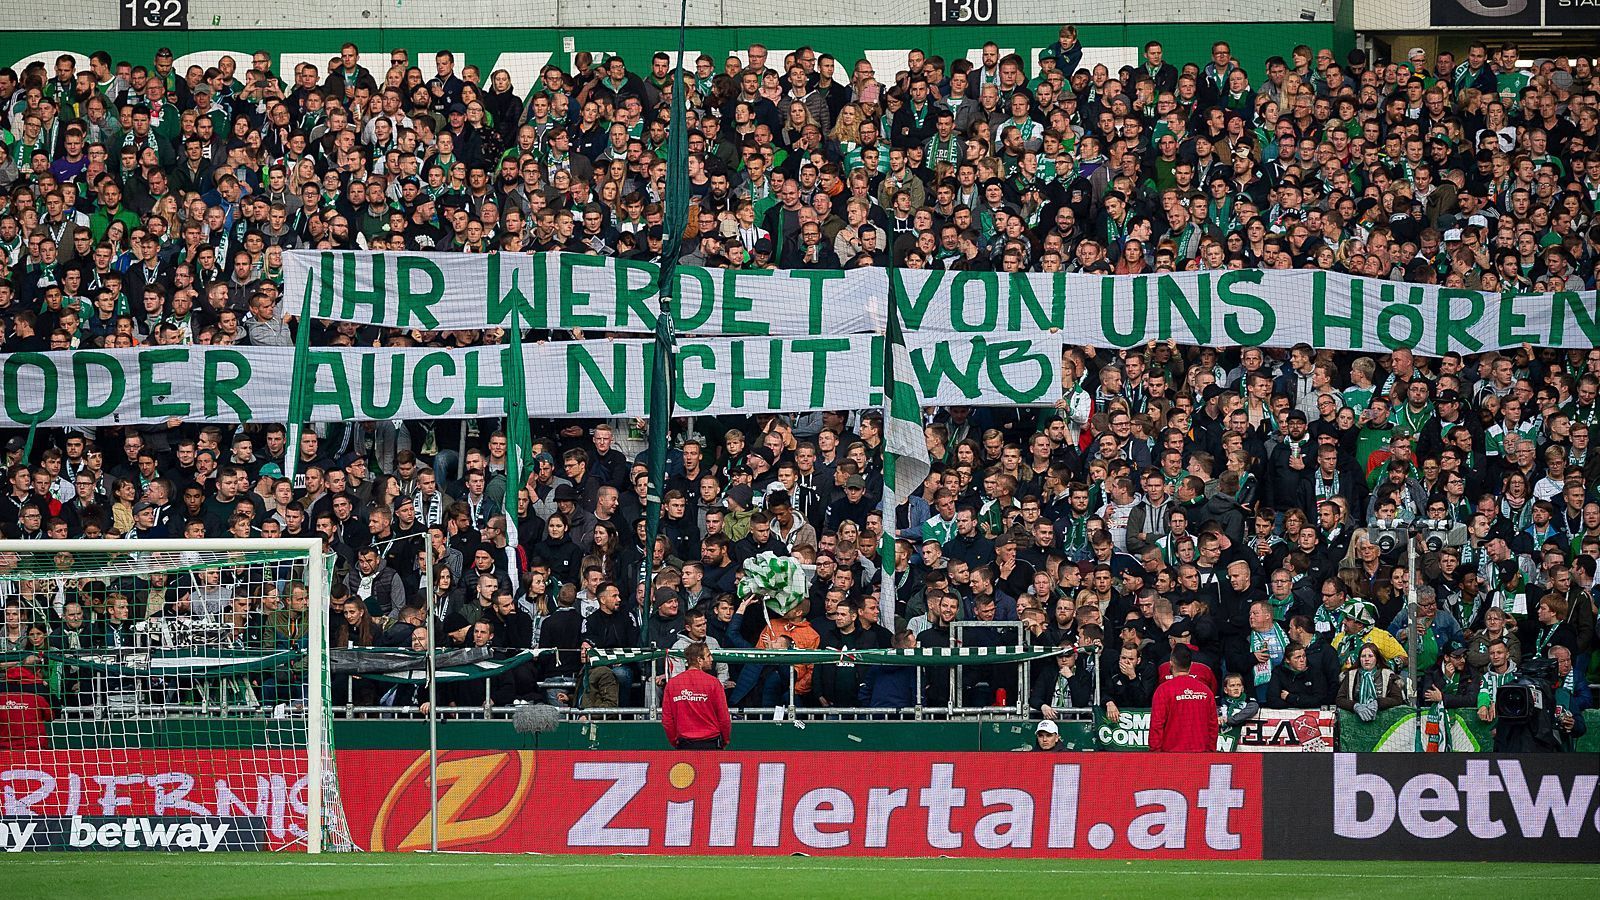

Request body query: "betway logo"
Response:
[566, 761, 1248, 854]
[0, 819, 38, 851]
[68, 816, 232, 851]
[1335, 756, 1600, 840]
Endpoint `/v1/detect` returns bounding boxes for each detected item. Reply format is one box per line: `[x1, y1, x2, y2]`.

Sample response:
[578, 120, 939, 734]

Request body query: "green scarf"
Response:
[1357, 667, 1378, 707]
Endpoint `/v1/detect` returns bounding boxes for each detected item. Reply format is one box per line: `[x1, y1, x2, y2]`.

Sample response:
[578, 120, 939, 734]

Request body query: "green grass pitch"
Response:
[3, 855, 1595, 899]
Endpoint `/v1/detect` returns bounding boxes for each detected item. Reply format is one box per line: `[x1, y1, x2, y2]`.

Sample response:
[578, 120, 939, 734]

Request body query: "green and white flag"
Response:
[736, 551, 808, 616]
[881, 266, 931, 630]
[883, 265, 932, 498]
[502, 297, 535, 551]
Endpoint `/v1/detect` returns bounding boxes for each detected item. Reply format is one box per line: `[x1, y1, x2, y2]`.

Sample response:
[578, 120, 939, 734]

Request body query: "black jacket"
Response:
[1029, 661, 1093, 713]
[1265, 661, 1326, 708]
[1101, 663, 1156, 708]
[537, 607, 585, 676]
[582, 607, 634, 650]
[1419, 663, 1479, 709]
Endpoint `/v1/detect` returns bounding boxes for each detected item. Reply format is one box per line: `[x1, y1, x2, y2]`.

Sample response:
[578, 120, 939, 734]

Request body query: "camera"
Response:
[1416, 518, 1466, 553]
[1493, 657, 1563, 751]
[1368, 520, 1404, 556]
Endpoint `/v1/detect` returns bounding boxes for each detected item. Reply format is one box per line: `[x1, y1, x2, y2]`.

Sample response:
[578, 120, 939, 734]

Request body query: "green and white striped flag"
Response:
[502, 293, 535, 552]
[881, 266, 931, 630]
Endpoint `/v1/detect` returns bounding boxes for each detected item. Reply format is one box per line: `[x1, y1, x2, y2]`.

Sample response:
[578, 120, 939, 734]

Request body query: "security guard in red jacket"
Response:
[662, 642, 732, 750]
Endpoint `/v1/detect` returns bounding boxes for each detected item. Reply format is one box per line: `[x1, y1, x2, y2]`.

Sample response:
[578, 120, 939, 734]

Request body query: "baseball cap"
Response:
[1442, 228, 1463, 243]
[845, 474, 867, 490]
[1036, 720, 1059, 735]
[133, 501, 154, 515]
[1407, 47, 1426, 59]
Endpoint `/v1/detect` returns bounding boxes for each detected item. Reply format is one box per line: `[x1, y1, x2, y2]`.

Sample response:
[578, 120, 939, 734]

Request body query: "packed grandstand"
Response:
[0, 25, 1594, 762]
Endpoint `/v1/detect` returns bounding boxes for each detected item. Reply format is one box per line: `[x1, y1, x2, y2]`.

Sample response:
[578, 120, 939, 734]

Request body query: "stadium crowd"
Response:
[0, 31, 1594, 737]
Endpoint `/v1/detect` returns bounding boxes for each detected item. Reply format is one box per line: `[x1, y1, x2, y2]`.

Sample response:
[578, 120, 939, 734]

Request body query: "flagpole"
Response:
[641, 0, 689, 650]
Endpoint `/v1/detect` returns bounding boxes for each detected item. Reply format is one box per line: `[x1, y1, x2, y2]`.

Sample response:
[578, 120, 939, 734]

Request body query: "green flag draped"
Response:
[503, 295, 534, 543]
[283, 275, 316, 483]
[880, 266, 931, 628]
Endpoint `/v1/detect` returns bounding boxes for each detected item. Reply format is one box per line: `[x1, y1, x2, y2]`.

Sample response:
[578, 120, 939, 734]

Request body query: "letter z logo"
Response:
[371, 751, 536, 852]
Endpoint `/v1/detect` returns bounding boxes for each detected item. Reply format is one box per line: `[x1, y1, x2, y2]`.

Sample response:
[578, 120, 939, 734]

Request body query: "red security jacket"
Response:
[1149, 673, 1219, 752]
[0, 669, 55, 750]
[662, 667, 732, 748]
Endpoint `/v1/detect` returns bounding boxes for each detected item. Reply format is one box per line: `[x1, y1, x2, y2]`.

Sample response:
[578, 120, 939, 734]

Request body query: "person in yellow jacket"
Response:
[1333, 599, 1407, 671]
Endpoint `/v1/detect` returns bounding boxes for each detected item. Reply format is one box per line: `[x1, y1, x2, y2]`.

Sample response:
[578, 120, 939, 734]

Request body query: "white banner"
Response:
[0, 332, 1060, 427]
[284, 250, 1600, 355]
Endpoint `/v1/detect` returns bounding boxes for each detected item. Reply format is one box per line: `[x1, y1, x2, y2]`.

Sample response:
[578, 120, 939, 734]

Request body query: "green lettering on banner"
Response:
[312, 251, 347, 318]
[789, 338, 851, 407]
[868, 334, 884, 406]
[3, 353, 57, 423]
[1157, 274, 1210, 344]
[486, 253, 540, 328]
[730, 339, 784, 409]
[672, 266, 716, 331]
[910, 337, 984, 400]
[137, 348, 190, 419]
[1375, 282, 1424, 351]
[1313, 271, 1364, 350]
[395, 256, 443, 330]
[899, 269, 947, 331]
[672, 343, 715, 411]
[566, 343, 627, 415]
[203, 350, 253, 419]
[559, 254, 608, 329]
[984, 339, 1054, 403]
[1497, 291, 1540, 347]
[1434, 289, 1484, 355]
[464, 347, 508, 415]
[1006, 272, 1065, 332]
[612, 257, 660, 330]
[336, 253, 386, 323]
[1552, 292, 1600, 347]
[1218, 270, 1274, 345]
[787, 270, 846, 334]
[720, 269, 772, 335]
[1099, 277, 1146, 347]
[949, 271, 998, 332]
[358, 353, 407, 419]
[71, 352, 123, 419]
[412, 353, 455, 416]
[305, 350, 355, 421]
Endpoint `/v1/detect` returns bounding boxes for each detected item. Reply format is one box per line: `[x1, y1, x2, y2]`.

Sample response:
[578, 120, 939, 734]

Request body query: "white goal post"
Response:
[0, 538, 348, 853]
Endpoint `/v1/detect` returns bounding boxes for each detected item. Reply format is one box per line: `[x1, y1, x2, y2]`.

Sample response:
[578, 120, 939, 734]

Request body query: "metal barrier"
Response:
[331, 704, 1094, 722]
[949, 621, 1029, 717]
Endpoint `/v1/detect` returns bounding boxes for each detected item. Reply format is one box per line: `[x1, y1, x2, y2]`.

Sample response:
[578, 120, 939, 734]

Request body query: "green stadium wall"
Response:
[0, 24, 1352, 90]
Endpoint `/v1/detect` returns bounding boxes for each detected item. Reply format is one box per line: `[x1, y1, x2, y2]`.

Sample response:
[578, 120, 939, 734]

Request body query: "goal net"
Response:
[0, 539, 352, 853]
